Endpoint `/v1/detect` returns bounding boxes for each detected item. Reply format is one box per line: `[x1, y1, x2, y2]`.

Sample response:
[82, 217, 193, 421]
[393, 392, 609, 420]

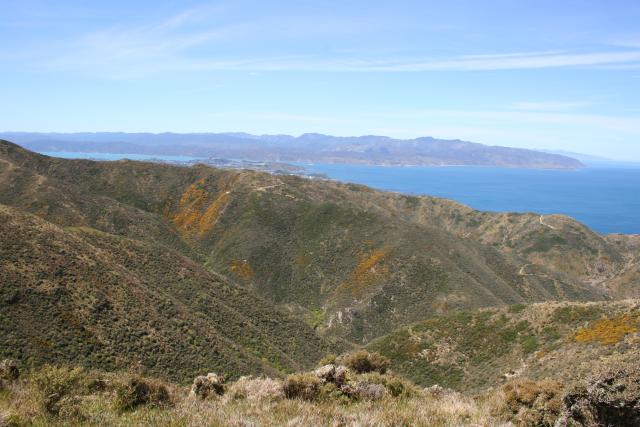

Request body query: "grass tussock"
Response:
[336, 350, 390, 374]
[6, 360, 638, 426]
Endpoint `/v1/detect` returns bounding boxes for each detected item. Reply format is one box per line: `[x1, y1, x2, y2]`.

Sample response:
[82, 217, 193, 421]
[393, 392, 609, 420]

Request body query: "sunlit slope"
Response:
[0, 204, 331, 382]
[1, 139, 636, 346]
[367, 300, 640, 393]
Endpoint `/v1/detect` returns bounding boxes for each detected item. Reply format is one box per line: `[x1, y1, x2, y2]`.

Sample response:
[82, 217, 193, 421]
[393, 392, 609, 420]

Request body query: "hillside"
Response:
[0, 204, 332, 383]
[2, 131, 584, 169]
[368, 300, 640, 393]
[1, 139, 638, 379]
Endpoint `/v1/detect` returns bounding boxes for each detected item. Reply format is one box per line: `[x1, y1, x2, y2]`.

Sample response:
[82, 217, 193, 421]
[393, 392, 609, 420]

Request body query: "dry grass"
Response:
[0, 366, 518, 427]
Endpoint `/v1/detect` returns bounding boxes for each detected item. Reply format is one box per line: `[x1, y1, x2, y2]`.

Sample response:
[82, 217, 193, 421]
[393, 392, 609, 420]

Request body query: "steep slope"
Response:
[0, 140, 635, 347]
[0, 204, 331, 382]
[368, 300, 640, 393]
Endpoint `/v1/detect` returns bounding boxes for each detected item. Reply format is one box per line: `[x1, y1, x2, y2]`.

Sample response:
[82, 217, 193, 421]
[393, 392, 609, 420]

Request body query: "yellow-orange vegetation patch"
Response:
[574, 314, 638, 345]
[198, 192, 230, 237]
[336, 246, 392, 298]
[229, 259, 254, 280]
[352, 246, 392, 284]
[171, 178, 231, 238]
[295, 253, 311, 269]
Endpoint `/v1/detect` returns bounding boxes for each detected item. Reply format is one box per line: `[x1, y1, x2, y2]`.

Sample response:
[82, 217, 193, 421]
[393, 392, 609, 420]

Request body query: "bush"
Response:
[225, 376, 284, 401]
[561, 362, 640, 427]
[0, 360, 19, 381]
[337, 351, 390, 374]
[190, 373, 225, 399]
[317, 353, 337, 367]
[31, 365, 88, 415]
[283, 374, 321, 401]
[500, 378, 564, 426]
[113, 378, 171, 411]
[356, 372, 418, 398]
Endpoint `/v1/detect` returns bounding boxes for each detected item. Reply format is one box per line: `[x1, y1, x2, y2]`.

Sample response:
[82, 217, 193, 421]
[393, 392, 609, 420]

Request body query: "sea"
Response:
[301, 163, 640, 235]
[38, 151, 640, 235]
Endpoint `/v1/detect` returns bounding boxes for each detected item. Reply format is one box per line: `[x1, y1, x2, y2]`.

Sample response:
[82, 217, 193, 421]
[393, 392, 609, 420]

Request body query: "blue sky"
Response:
[1, 1, 639, 160]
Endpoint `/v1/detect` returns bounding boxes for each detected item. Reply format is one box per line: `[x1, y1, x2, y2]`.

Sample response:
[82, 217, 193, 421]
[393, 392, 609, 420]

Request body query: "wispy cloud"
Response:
[509, 101, 592, 112]
[32, 4, 640, 78]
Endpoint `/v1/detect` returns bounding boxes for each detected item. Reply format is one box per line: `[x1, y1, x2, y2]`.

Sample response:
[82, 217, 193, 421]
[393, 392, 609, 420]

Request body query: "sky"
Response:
[1, 0, 639, 160]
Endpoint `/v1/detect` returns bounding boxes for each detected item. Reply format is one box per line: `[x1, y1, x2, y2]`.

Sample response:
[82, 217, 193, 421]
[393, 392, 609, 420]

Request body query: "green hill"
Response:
[368, 300, 640, 392]
[1, 139, 639, 381]
[0, 204, 331, 383]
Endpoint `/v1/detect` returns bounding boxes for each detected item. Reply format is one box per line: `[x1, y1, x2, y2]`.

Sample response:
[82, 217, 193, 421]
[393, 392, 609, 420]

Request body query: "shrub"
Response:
[225, 376, 284, 401]
[561, 362, 640, 427]
[356, 372, 418, 398]
[31, 365, 88, 415]
[113, 378, 171, 411]
[337, 350, 390, 374]
[0, 360, 19, 381]
[500, 378, 564, 426]
[317, 353, 337, 367]
[190, 373, 225, 399]
[283, 373, 321, 401]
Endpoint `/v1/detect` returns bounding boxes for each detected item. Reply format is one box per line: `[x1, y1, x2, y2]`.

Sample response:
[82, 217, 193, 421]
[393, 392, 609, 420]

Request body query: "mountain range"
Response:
[1, 138, 638, 389]
[0, 132, 584, 169]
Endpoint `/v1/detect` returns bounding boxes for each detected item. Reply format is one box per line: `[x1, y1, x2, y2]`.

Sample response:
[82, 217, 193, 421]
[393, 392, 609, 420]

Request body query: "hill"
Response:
[368, 300, 640, 393]
[0, 139, 638, 378]
[0, 204, 332, 383]
[1, 131, 584, 169]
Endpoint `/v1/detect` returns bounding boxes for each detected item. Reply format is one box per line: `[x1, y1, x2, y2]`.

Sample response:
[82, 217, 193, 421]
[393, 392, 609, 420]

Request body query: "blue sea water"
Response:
[301, 164, 640, 235]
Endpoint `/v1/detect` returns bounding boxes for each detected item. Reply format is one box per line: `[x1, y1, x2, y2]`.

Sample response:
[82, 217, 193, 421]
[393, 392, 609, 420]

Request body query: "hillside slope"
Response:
[0, 204, 331, 382]
[368, 300, 640, 393]
[0, 139, 636, 348]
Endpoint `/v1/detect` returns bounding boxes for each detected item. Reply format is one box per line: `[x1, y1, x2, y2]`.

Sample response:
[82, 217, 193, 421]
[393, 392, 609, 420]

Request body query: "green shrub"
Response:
[337, 351, 390, 374]
[317, 353, 337, 367]
[31, 365, 88, 415]
[283, 374, 321, 401]
[356, 372, 418, 398]
[113, 378, 171, 411]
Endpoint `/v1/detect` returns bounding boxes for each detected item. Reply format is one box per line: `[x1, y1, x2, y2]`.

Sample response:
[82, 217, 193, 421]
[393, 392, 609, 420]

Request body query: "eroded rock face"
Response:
[314, 364, 349, 386]
[190, 372, 225, 399]
[559, 363, 640, 427]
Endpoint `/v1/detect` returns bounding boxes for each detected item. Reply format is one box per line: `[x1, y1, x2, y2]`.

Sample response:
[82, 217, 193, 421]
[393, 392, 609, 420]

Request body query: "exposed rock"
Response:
[559, 363, 640, 427]
[0, 360, 19, 381]
[314, 364, 349, 386]
[340, 382, 387, 401]
[190, 373, 225, 399]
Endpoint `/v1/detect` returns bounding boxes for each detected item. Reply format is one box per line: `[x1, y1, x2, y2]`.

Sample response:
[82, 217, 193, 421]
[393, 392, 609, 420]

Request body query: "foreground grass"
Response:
[0, 368, 509, 426]
[1, 389, 504, 427]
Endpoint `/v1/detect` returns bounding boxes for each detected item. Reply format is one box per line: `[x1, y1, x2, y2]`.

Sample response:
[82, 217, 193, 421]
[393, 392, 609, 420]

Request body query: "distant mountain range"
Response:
[0, 132, 584, 169]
